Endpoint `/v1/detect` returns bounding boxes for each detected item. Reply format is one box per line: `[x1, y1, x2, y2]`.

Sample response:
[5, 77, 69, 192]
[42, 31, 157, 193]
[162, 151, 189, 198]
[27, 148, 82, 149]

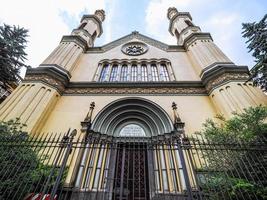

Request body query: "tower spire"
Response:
[72, 9, 105, 47]
[167, 7, 201, 45]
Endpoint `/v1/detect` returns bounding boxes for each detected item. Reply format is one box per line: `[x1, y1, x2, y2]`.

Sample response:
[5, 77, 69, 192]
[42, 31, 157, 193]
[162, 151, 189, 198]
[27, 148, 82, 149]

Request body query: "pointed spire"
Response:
[172, 102, 185, 132]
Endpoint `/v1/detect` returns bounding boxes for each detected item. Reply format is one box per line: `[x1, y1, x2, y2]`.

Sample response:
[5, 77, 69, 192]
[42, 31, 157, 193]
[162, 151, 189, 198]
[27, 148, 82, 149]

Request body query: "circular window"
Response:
[119, 124, 146, 137]
[121, 42, 148, 56]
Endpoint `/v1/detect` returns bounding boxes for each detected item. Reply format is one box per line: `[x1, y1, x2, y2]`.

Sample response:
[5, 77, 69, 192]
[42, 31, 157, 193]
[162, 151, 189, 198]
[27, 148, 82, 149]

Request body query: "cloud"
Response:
[144, 0, 257, 68]
[0, 0, 106, 75]
[145, 0, 198, 44]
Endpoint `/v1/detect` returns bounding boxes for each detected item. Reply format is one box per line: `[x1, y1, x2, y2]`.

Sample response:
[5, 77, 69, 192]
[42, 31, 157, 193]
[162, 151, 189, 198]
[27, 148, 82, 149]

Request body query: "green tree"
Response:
[0, 24, 29, 90]
[195, 106, 267, 199]
[0, 119, 66, 200]
[242, 15, 267, 92]
[198, 106, 267, 143]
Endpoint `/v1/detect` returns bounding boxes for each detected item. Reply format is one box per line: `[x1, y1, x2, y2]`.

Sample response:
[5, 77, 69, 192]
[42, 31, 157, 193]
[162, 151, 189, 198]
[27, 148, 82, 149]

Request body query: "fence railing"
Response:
[0, 131, 266, 200]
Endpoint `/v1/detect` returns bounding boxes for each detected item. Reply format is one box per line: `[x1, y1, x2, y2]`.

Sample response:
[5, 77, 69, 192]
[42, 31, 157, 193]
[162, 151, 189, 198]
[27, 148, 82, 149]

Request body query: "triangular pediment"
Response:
[88, 31, 184, 53]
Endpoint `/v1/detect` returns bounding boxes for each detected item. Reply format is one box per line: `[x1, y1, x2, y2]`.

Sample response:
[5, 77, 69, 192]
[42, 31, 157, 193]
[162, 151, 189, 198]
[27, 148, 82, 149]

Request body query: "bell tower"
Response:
[41, 10, 105, 74]
[168, 7, 201, 45]
[0, 9, 106, 133]
[72, 9, 105, 47]
[167, 7, 266, 118]
[167, 7, 232, 76]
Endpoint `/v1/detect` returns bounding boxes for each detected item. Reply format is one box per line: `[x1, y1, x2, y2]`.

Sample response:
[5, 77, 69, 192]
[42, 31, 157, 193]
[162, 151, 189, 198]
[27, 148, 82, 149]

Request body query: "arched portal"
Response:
[74, 98, 192, 200]
[91, 97, 173, 137]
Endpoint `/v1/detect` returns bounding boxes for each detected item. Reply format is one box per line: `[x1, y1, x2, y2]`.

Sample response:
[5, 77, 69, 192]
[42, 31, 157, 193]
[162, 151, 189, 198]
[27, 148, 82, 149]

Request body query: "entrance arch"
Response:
[74, 98, 192, 200]
[91, 97, 173, 136]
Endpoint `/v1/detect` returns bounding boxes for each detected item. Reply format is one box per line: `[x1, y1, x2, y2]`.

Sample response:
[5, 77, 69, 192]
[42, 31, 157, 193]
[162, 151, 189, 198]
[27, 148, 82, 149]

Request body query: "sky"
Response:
[0, 0, 267, 76]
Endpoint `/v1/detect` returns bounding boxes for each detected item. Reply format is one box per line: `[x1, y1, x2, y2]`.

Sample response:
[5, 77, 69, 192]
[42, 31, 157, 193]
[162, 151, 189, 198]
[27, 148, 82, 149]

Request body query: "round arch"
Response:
[91, 97, 173, 137]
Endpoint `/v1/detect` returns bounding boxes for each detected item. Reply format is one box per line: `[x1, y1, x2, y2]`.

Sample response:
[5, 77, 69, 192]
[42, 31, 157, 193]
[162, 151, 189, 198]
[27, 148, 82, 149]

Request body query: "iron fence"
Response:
[0, 130, 266, 200]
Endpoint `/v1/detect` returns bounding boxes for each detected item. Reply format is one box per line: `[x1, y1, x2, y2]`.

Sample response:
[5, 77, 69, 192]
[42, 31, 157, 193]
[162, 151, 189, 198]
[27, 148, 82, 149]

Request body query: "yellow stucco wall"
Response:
[39, 95, 217, 136]
[71, 38, 200, 82]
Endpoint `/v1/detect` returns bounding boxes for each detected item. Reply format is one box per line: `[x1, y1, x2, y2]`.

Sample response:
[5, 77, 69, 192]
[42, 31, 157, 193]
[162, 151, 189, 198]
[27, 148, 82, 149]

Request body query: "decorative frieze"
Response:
[205, 72, 249, 93]
[24, 74, 66, 93]
[64, 86, 207, 95]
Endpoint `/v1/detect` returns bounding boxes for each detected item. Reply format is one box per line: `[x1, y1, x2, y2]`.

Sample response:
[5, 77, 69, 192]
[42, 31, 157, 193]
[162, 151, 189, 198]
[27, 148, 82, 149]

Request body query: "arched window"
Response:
[185, 20, 194, 27]
[78, 22, 87, 29]
[99, 64, 108, 82]
[120, 65, 128, 81]
[160, 64, 170, 81]
[175, 29, 180, 39]
[141, 64, 148, 81]
[151, 64, 159, 81]
[109, 65, 118, 82]
[92, 31, 97, 40]
[131, 65, 137, 82]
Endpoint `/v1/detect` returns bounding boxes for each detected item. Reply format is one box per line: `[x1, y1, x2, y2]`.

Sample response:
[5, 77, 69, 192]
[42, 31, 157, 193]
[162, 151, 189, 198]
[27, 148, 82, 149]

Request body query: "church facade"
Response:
[0, 7, 266, 200]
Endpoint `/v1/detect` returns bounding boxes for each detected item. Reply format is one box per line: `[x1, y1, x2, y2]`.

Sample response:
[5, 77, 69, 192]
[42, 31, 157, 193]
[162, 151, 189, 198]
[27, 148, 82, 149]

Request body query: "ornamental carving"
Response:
[64, 87, 207, 95]
[121, 42, 148, 56]
[206, 72, 249, 92]
[24, 74, 66, 93]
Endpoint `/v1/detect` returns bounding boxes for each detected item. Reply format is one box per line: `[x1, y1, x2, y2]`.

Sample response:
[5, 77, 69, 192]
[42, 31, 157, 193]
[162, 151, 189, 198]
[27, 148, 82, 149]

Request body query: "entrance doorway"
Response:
[113, 143, 149, 200]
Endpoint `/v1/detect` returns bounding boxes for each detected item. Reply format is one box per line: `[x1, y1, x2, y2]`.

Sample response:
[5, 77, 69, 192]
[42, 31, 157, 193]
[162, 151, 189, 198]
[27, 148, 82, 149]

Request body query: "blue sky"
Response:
[0, 0, 267, 73]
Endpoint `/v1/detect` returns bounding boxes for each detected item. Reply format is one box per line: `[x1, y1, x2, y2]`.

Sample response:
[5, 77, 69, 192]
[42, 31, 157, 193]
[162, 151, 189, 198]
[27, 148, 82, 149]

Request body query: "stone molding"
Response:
[61, 35, 88, 50]
[205, 72, 249, 93]
[24, 67, 70, 93]
[64, 83, 207, 95]
[24, 74, 65, 93]
[183, 32, 213, 49]
[86, 32, 186, 53]
[201, 64, 249, 93]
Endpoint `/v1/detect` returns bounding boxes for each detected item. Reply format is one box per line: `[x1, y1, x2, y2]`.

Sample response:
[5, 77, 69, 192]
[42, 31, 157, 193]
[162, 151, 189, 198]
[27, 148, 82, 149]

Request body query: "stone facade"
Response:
[0, 8, 266, 137]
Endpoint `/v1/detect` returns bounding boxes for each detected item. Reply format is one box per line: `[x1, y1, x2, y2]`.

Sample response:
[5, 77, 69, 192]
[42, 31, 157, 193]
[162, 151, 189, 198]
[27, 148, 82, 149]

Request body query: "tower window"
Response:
[99, 64, 108, 82]
[141, 65, 148, 81]
[78, 22, 87, 29]
[92, 31, 97, 40]
[160, 64, 170, 81]
[120, 65, 128, 81]
[109, 65, 118, 82]
[151, 64, 159, 81]
[131, 65, 138, 82]
[185, 20, 194, 27]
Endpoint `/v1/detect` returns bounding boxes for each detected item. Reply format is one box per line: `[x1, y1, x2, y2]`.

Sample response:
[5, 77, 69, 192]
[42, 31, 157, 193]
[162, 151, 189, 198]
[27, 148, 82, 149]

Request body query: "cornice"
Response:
[24, 67, 70, 94]
[200, 62, 235, 78]
[201, 64, 249, 93]
[61, 35, 88, 50]
[64, 81, 207, 95]
[183, 32, 213, 49]
[68, 81, 204, 88]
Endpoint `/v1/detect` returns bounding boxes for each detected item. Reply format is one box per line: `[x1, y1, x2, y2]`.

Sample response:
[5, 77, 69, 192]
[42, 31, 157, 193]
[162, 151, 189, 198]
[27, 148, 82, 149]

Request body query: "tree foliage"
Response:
[242, 15, 267, 92]
[198, 105, 267, 142]
[195, 106, 267, 199]
[0, 119, 65, 200]
[0, 24, 29, 90]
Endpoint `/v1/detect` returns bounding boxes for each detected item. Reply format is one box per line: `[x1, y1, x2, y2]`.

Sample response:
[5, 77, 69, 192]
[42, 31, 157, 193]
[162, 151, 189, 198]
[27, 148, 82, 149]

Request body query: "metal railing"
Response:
[0, 131, 266, 200]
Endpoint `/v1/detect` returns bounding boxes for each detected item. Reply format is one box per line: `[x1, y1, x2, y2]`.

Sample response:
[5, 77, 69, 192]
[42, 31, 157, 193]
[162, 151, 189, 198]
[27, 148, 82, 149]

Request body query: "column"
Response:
[127, 64, 131, 81]
[94, 63, 102, 81]
[147, 63, 152, 81]
[167, 62, 175, 81]
[137, 63, 141, 82]
[105, 63, 112, 81]
[116, 63, 122, 81]
[157, 63, 162, 81]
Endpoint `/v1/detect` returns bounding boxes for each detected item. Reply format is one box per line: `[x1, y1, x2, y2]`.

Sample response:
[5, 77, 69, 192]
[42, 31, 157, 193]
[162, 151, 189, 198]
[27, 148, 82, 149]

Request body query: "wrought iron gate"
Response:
[113, 143, 149, 200]
[0, 130, 266, 200]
